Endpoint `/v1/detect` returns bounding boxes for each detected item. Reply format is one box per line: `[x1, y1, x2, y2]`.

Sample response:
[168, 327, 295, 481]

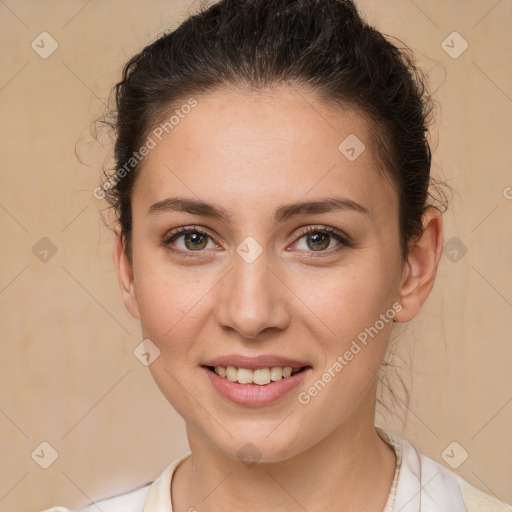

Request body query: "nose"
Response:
[214, 247, 290, 340]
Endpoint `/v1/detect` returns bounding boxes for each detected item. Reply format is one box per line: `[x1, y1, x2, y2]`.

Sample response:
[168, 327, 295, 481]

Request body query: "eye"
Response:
[292, 225, 351, 253]
[163, 226, 219, 256]
[162, 224, 352, 259]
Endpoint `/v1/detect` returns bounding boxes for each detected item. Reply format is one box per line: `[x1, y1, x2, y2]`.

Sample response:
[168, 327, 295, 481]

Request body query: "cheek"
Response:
[132, 249, 189, 341]
[292, 269, 399, 433]
[134, 272, 204, 343]
[132, 259, 213, 417]
[292, 257, 400, 348]
[131, 248, 221, 368]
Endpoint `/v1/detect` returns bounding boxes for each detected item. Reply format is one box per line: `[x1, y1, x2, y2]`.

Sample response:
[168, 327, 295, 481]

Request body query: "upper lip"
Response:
[203, 354, 311, 370]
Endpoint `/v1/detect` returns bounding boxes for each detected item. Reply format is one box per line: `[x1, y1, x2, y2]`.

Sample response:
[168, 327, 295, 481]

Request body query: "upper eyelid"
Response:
[295, 225, 349, 239]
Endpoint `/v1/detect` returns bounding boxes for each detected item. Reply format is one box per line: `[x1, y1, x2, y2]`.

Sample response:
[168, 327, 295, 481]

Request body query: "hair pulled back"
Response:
[106, 0, 438, 259]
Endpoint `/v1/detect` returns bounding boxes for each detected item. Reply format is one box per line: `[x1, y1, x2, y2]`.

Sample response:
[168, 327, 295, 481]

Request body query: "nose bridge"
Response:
[215, 241, 289, 338]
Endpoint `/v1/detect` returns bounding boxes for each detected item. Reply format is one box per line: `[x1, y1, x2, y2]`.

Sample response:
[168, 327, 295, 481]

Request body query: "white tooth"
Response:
[226, 366, 238, 382]
[282, 367, 293, 378]
[237, 368, 253, 384]
[270, 367, 283, 381]
[221, 366, 296, 383]
[253, 368, 271, 385]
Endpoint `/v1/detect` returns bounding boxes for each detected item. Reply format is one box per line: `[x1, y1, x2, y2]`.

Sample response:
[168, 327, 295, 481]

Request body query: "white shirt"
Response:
[42, 427, 510, 512]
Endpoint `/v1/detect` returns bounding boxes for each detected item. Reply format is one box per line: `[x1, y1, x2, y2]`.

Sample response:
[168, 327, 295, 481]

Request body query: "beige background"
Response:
[1, 1, 511, 511]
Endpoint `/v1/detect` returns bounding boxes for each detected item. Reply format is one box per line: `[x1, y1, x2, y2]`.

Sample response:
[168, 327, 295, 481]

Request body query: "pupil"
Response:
[185, 232, 207, 250]
[308, 232, 329, 251]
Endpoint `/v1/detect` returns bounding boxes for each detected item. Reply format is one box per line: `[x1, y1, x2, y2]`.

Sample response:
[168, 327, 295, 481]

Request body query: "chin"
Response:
[203, 422, 312, 465]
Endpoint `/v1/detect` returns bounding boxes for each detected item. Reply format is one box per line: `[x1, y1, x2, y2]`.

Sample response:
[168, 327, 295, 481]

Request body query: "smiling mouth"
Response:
[204, 365, 310, 385]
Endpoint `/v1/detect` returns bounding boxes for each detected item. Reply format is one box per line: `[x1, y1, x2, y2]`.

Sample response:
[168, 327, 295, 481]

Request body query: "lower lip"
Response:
[203, 367, 311, 407]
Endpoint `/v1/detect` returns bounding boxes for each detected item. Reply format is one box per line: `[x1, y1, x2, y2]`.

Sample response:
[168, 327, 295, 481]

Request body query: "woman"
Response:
[43, 0, 509, 510]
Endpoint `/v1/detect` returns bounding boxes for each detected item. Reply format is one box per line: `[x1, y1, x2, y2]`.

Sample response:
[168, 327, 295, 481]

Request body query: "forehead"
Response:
[132, 86, 397, 222]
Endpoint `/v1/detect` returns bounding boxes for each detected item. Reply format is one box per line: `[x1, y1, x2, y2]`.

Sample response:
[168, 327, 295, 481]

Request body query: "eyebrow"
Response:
[147, 196, 370, 225]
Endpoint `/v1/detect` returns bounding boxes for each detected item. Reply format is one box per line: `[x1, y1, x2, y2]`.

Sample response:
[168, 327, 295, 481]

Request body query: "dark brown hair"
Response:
[104, 0, 442, 259]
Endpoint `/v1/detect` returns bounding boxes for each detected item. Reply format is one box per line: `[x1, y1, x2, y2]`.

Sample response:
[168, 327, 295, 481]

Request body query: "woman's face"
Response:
[118, 86, 410, 462]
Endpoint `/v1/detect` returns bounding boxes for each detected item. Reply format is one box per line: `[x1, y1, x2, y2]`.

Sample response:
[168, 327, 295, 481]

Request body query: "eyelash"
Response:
[162, 225, 352, 259]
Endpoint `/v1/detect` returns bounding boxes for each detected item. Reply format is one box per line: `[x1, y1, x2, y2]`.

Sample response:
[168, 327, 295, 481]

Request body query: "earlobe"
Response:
[394, 207, 444, 323]
[112, 226, 140, 320]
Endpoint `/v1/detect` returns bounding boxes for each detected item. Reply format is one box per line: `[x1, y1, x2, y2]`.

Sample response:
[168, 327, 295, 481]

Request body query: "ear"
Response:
[112, 225, 140, 319]
[394, 207, 443, 323]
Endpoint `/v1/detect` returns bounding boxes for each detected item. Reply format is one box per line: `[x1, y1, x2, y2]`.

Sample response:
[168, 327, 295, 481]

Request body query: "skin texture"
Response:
[113, 86, 443, 512]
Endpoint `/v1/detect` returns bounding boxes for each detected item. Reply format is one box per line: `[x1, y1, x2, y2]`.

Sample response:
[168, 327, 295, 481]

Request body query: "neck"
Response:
[171, 392, 396, 512]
